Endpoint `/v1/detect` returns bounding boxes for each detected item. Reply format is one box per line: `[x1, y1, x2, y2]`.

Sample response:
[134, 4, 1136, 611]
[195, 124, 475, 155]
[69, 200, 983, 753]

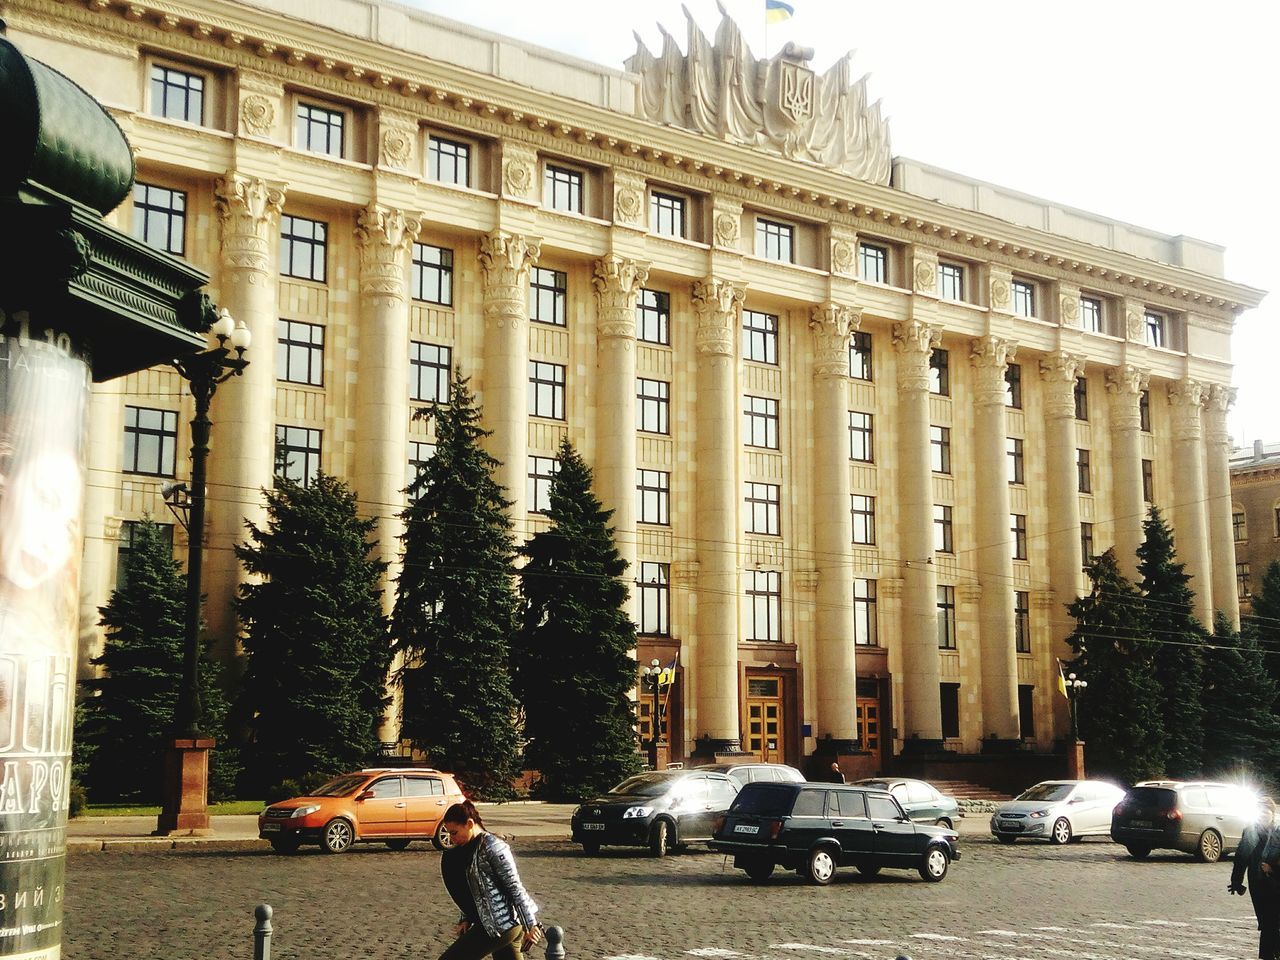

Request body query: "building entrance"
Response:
[745, 676, 785, 762]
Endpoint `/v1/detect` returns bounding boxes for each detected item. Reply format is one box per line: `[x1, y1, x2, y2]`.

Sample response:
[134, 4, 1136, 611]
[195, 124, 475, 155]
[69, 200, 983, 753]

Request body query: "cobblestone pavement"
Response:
[64, 836, 1256, 960]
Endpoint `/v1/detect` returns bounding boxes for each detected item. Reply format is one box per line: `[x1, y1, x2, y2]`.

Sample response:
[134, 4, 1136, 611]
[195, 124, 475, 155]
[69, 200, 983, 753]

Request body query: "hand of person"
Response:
[454, 921, 470, 938]
[1263, 863, 1274, 876]
[522, 924, 544, 953]
[1229, 882, 1246, 895]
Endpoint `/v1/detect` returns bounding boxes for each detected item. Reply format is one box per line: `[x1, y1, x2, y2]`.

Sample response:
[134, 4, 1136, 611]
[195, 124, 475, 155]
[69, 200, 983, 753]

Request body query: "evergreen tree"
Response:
[1202, 613, 1280, 786]
[391, 374, 519, 799]
[1136, 506, 1205, 778]
[1067, 548, 1166, 784]
[1249, 559, 1280, 688]
[514, 439, 642, 800]
[236, 474, 390, 794]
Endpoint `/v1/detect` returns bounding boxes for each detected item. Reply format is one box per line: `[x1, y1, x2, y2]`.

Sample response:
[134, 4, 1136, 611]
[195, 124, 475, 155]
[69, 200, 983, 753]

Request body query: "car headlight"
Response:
[291, 805, 321, 819]
[622, 806, 653, 819]
[1028, 810, 1048, 819]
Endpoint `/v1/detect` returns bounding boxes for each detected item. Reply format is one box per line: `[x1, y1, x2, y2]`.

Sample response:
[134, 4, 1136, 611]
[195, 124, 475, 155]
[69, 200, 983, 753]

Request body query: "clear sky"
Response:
[406, 0, 1277, 445]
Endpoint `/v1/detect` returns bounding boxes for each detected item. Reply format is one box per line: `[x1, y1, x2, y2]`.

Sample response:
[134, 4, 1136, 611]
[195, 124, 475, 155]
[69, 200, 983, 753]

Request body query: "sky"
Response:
[405, 0, 1277, 445]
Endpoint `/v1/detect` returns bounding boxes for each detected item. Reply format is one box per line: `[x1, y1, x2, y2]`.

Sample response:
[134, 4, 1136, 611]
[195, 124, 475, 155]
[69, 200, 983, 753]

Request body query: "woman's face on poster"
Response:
[1, 448, 82, 592]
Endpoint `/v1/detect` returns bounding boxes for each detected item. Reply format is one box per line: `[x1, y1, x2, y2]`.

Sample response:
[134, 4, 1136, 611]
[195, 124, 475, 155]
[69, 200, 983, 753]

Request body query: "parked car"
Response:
[1110, 780, 1259, 862]
[570, 770, 739, 857]
[852, 777, 960, 828]
[710, 781, 960, 884]
[696, 761, 806, 787]
[258, 768, 466, 854]
[990, 779, 1125, 845]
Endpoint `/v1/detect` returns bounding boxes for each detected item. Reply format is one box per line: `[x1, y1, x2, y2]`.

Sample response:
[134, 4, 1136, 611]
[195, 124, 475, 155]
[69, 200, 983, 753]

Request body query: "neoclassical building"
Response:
[1231, 441, 1280, 618]
[7, 0, 1262, 777]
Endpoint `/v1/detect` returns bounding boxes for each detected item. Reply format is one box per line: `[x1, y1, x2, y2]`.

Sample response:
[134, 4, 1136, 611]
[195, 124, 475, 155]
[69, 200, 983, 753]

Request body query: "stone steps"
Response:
[928, 779, 1012, 801]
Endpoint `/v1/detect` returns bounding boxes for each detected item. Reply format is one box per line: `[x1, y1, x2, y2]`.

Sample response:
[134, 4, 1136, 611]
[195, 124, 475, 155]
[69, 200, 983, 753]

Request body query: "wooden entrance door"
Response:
[855, 696, 881, 753]
[745, 676, 785, 762]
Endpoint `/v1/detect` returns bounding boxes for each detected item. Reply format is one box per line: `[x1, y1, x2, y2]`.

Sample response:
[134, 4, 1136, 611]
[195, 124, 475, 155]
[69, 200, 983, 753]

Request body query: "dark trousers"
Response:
[439, 923, 525, 960]
[1249, 885, 1279, 960]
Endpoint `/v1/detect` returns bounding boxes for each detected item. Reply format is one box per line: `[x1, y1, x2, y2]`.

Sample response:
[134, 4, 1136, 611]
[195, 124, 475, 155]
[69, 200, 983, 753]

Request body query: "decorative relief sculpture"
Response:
[501, 142, 538, 200]
[1126, 309, 1144, 341]
[1039, 352, 1085, 419]
[214, 173, 285, 274]
[626, 3, 891, 183]
[830, 238, 855, 276]
[239, 94, 275, 137]
[713, 212, 740, 248]
[809, 303, 860, 377]
[1060, 294, 1080, 326]
[479, 232, 541, 329]
[615, 186, 643, 224]
[913, 260, 936, 293]
[969, 336, 1016, 405]
[355, 205, 421, 299]
[891, 320, 941, 392]
[692, 277, 744, 356]
[989, 277, 1011, 310]
[1106, 364, 1149, 430]
[380, 126, 414, 168]
[593, 255, 650, 338]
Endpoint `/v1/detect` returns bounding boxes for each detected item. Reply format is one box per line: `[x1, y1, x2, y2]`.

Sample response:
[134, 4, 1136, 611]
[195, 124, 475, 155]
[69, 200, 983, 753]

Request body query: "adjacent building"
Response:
[1231, 441, 1280, 618]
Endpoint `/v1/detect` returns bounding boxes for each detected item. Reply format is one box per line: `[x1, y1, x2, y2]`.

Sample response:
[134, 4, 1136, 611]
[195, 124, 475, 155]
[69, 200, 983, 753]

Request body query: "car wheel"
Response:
[268, 837, 300, 855]
[580, 841, 600, 856]
[1197, 829, 1223, 863]
[321, 818, 354, 854]
[934, 818, 953, 830]
[919, 845, 950, 882]
[996, 834, 1017, 845]
[1051, 817, 1073, 845]
[649, 820, 671, 858]
[805, 845, 838, 885]
[385, 839, 411, 851]
[743, 859, 774, 883]
[432, 820, 453, 851]
[855, 862, 881, 877]
[1126, 844, 1152, 859]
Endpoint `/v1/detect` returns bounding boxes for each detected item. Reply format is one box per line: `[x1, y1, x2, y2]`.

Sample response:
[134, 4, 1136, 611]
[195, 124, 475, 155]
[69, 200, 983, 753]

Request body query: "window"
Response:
[938, 262, 963, 301]
[529, 267, 567, 326]
[937, 586, 957, 650]
[428, 135, 470, 186]
[276, 319, 324, 386]
[1077, 448, 1092, 494]
[934, 504, 954, 554]
[1238, 562, 1251, 601]
[637, 289, 670, 345]
[636, 378, 670, 434]
[132, 183, 186, 255]
[742, 310, 779, 364]
[123, 406, 178, 477]
[117, 520, 174, 589]
[743, 395, 779, 449]
[411, 243, 453, 306]
[280, 215, 327, 282]
[853, 579, 878, 646]
[295, 102, 344, 158]
[1074, 377, 1089, 421]
[407, 440, 435, 496]
[1015, 591, 1031, 653]
[637, 470, 670, 525]
[528, 361, 566, 420]
[410, 342, 451, 403]
[1276, 505, 1280, 538]
[848, 331, 873, 381]
[149, 64, 204, 124]
[1139, 390, 1152, 432]
[858, 242, 888, 284]
[1080, 296, 1103, 334]
[1142, 459, 1155, 504]
[745, 482, 781, 536]
[1011, 514, 1028, 561]
[527, 456, 559, 513]
[1144, 311, 1167, 348]
[637, 562, 670, 636]
[1007, 437, 1025, 485]
[650, 192, 686, 238]
[745, 570, 781, 642]
[929, 348, 949, 396]
[1080, 522, 1095, 567]
[275, 425, 322, 487]
[851, 495, 876, 546]
[999, 364, 1023, 410]
[1233, 510, 1247, 543]
[848, 411, 874, 463]
[1011, 279, 1035, 317]
[544, 164, 583, 213]
[755, 218, 794, 262]
[940, 683, 961, 738]
[929, 426, 952, 474]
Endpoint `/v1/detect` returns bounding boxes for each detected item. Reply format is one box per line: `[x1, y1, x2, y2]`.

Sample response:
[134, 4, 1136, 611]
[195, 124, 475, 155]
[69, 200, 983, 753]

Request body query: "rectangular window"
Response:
[1139, 390, 1152, 432]
[848, 331, 873, 381]
[544, 164, 583, 213]
[934, 504, 954, 554]
[406, 440, 435, 497]
[1007, 437, 1025, 485]
[1077, 448, 1092, 494]
[637, 470, 670, 525]
[528, 361, 566, 420]
[280, 214, 327, 282]
[637, 561, 670, 636]
[937, 586, 957, 650]
[650, 192, 686, 238]
[1233, 511, 1247, 543]
[149, 64, 204, 124]
[410, 342, 452, 404]
[1074, 376, 1089, 421]
[1012, 279, 1035, 317]
[1011, 513, 1028, 561]
[295, 101, 344, 157]
[274, 424, 322, 487]
[1014, 591, 1031, 653]
[411, 243, 453, 306]
[636, 289, 670, 345]
[938, 262, 963, 301]
[527, 455, 559, 513]
[1238, 562, 1251, 600]
[929, 348, 950, 396]
[1144, 311, 1167, 348]
[742, 310, 779, 364]
[1142, 459, 1155, 504]
[633, 377, 672, 435]
[858, 242, 888, 284]
[755, 218, 794, 263]
[745, 482, 781, 536]
[745, 570, 782, 642]
[853, 578, 878, 646]
[529, 267, 567, 326]
[851, 494, 876, 546]
[276, 319, 324, 386]
[132, 183, 186, 255]
[929, 425, 952, 474]
[1080, 296, 1103, 334]
[1005, 363, 1022, 408]
[743, 395, 779, 449]
[1080, 522, 1095, 567]
[848, 411, 874, 463]
[428, 135, 470, 186]
[940, 683, 961, 739]
[123, 406, 178, 477]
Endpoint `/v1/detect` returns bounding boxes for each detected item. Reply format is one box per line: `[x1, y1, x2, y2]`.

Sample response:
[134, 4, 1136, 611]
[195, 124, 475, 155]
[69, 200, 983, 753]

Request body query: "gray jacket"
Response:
[460, 832, 539, 938]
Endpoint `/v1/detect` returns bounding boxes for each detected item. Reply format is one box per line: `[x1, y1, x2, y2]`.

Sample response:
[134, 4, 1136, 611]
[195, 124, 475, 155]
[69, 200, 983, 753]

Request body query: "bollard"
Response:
[543, 925, 565, 960]
[254, 904, 273, 960]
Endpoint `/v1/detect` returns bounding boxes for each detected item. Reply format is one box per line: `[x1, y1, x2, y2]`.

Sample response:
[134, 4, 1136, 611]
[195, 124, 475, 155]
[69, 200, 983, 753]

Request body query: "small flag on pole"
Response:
[661, 651, 679, 712]
[1056, 659, 1069, 699]
[765, 0, 794, 24]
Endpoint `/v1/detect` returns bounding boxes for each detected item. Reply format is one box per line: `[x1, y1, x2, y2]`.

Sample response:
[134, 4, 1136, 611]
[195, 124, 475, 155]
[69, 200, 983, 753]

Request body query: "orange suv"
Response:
[258, 768, 466, 854]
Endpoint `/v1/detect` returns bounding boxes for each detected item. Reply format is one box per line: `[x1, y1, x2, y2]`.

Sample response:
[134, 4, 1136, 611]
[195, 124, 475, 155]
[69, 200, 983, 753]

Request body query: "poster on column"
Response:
[0, 308, 89, 960]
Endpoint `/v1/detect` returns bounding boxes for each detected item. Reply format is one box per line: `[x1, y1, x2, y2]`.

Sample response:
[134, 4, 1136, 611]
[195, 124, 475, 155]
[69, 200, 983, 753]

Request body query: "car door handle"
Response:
[831, 820, 844, 827]
[872, 823, 883, 830]
[395, 802, 407, 808]
[435, 799, 445, 805]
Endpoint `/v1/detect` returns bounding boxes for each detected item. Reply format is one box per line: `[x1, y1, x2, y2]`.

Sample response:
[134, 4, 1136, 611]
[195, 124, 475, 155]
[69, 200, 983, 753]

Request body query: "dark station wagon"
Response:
[710, 782, 960, 884]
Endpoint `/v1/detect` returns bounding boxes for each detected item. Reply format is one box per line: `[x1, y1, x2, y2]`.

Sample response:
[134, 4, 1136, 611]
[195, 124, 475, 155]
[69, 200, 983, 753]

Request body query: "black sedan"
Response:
[571, 770, 739, 857]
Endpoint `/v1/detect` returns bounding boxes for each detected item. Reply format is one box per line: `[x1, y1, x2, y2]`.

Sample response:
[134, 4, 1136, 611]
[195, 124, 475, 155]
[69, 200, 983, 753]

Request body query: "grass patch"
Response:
[83, 800, 265, 817]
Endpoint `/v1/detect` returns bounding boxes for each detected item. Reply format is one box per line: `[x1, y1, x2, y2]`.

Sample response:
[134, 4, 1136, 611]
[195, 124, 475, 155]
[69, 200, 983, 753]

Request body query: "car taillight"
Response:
[768, 819, 784, 839]
[1167, 809, 1182, 821]
[712, 815, 726, 835]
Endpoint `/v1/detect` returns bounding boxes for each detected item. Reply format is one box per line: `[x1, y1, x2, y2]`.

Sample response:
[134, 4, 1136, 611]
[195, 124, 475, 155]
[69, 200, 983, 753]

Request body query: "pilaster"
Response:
[1204, 384, 1239, 629]
[1168, 378, 1214, 628]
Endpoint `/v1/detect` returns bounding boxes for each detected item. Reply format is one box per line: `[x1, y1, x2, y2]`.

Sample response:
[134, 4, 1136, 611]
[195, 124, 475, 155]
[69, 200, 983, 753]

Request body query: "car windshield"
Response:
[730, 784, 796, 816]
[311, 774, 370, 797]
[1016, 783, 1074, 802]
[608, 774, 679, 797]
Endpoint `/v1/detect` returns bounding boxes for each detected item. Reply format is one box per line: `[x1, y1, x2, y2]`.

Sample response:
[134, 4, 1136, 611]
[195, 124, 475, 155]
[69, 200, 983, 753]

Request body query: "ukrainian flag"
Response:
[765, 0, 794, 24]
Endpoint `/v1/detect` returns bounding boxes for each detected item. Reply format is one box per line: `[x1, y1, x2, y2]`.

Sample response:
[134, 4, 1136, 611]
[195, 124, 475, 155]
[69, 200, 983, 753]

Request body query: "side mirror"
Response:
[356, 790, 374, 802]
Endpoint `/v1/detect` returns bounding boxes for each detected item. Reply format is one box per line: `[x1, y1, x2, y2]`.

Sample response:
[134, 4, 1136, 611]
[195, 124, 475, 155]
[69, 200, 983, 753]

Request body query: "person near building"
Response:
[1231, 798, 1280, 959]
[827, 762, 845, 784]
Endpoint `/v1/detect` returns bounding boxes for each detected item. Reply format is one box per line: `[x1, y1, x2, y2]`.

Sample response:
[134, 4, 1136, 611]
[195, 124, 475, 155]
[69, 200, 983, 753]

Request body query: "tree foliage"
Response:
[1250, 559, 1280, 688]
[1202, 612, 1280, 788]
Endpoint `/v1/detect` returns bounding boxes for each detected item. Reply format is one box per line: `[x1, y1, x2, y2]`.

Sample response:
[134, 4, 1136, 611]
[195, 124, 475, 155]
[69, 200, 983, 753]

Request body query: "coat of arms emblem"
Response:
[779, 60, 814, 124]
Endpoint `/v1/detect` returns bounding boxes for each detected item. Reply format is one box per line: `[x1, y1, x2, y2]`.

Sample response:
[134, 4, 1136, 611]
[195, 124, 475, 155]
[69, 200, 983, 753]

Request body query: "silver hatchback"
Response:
[990, 779, 1125, 845]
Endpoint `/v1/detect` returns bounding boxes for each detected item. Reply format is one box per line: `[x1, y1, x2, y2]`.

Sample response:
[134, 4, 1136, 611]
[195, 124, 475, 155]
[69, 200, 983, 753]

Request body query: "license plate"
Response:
[1002, 824, 1022, 832]
[1130, 819, 1152, 828]
[261, 823, 281, 833]
[582, 823, 605, 831]
[734, 824, 760, 834]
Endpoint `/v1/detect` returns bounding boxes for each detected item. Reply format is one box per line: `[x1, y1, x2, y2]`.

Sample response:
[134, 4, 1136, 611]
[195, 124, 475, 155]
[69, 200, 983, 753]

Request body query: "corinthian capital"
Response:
[355, 204, 421, 299]
[593, 255, 650, 339]
[1167, 379, 1205, 439]
[1105, 364, 1149, 430]
[809, 302, 861, 378]
[691, 277, 744, 356]
[478, 232, 540, 296]
[214, 172, 286, 273]
[1039, 352, 1085, 419]
[969, 336, 1017, 405]
[892, 320, 941, 392]
[1203, 384, 1236, 446]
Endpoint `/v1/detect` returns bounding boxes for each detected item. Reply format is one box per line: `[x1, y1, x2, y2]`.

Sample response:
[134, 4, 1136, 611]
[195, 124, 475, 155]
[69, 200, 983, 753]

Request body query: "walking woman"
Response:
[1230, 798, 1280, 960]
[439, 800, 542, 960]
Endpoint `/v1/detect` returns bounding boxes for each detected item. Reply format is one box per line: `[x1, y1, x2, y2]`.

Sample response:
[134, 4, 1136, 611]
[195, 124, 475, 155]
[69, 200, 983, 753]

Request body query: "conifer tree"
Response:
[1067, 548, 1166, 784]
[1202, 612, 1280, 784]
[392, 374, 519, 799]
[1136, 506, 1205, 778]
[1249, 559, 1280, 688]
[514, 439, 642, 800]
[236, 474, 390, 793]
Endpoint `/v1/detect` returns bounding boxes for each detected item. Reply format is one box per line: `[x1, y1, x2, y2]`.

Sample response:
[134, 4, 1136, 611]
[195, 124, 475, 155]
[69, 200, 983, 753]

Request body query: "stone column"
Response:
[1105, 364, 1149, 580]
[1204, 384, 1240, 630]
[1168, 379, 1214, 628]
[206, 173, 285, 662]
[809, 302, 861, 749]
[970, 336, 1020, 743]
[691, 277, 745, 754]
[478, 232, 540, 532]
[892, 319, 943, 749]
[77, 379, 124, 680]
[1039, 352, 1085, 740]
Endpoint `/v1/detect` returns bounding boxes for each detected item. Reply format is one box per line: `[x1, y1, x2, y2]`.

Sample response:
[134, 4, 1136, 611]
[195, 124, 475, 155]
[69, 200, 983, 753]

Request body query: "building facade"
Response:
[8, 0, 1262, 774]
[1231, 441, 1280, 618]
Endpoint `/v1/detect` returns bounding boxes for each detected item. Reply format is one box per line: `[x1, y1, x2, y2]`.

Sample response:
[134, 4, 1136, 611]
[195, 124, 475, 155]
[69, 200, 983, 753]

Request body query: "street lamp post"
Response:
[1066, 671, 1088, 742]
[641, 658, 665, 769]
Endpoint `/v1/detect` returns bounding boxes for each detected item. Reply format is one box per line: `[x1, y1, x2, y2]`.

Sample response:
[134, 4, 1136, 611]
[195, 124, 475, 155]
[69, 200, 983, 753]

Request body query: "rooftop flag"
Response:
[765, 0, 794, 24]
